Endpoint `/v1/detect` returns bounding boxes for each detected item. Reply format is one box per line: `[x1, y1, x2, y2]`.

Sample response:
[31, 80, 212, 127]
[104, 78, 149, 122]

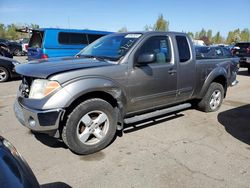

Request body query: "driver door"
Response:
[127, 35, 177, 113]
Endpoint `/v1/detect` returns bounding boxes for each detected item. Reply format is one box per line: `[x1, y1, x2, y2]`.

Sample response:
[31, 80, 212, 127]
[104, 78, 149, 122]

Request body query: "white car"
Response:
[20, 38, 29, 55]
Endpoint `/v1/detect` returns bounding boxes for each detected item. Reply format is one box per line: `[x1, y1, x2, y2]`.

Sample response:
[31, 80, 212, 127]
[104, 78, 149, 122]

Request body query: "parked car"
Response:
[192, 39, 206, 46]
[0, 135, 40, 188]
[20, 38, 29, 55]
[0, 39, 23, 56]
[195, 46, 235, 59]
[27, 28, 112, 60]
[14, 31, 239, 155]
[0, 56, 20, 82]
[232, 42, 250, 73]
[0, 43, 13, 58]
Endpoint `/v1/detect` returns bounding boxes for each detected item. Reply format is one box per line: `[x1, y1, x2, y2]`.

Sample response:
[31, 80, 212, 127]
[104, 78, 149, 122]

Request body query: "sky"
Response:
[0, 0, 250, 37]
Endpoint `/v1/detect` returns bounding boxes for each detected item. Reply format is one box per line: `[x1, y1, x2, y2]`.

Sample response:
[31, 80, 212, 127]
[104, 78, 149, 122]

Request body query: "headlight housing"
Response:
[29, 79, 61, 99]
[12, 61, 20, 66]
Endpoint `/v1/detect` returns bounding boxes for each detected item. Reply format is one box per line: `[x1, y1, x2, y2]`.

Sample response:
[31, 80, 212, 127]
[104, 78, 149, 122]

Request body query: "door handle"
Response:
[168, 69, 177, 75]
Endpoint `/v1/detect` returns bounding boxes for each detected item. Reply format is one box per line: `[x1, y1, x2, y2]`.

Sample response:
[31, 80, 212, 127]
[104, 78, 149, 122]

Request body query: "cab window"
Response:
[176, 36, 191, 62]
[137, 36, 171, 64]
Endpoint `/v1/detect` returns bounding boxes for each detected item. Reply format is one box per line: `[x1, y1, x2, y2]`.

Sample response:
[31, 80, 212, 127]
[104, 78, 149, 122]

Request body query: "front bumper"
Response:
[14, 99, 65, 132]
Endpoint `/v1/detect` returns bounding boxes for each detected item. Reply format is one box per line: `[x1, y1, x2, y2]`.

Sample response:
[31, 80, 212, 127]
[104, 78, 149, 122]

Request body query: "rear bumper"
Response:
[14, 99, 65, 133]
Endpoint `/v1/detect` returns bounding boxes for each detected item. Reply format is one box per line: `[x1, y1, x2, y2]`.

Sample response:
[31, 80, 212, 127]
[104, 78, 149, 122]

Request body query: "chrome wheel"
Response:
[209, 90, 221, 110]
[0, 68, 7, 82]
[76, 110, 109, 145]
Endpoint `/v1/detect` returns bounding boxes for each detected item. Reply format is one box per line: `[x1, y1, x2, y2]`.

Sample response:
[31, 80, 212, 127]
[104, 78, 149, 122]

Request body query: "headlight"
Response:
[29, 79, 61, 99]
[3, 139, 19, 156]
[12, 61, 20, 66]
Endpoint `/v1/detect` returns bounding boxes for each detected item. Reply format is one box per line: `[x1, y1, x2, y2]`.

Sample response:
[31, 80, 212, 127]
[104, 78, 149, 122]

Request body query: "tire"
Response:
[198, 82, 224, 112]
[0, 67, 10, 82]
[248, 67, 250, 74]
[62, 98, 117, 155]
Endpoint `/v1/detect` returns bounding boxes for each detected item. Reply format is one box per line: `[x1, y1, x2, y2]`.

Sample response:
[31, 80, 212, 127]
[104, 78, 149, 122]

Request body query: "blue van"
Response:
[27, 28, 112, 60]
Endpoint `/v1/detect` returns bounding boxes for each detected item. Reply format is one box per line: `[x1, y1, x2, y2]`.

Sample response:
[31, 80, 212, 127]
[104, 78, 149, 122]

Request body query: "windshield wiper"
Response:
[80, 55, 118, 62]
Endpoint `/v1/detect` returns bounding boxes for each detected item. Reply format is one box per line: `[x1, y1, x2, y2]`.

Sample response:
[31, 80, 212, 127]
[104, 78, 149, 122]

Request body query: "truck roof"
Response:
[32, 28, 112, 34]
[116, 31, 187, 35]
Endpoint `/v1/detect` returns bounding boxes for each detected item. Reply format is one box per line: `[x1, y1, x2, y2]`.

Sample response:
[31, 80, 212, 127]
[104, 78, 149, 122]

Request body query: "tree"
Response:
[194, 32, 199, 39]
[213, 32, 223, 44]
[0, 24, 5, 38]
[154, 14, 169, 31]
[226, 31, 234, 44]
[6, 24, 19, 40]
[198, 28, 206, 39]
[233, 29, 241, 43]
[200, 36, 210, 45]
[240, 28, 250, 42]
[118, 27, 128, 32]
[207, 29, 212, 43]
[30, 24, 39, 29]
[187, 32, 194, 39]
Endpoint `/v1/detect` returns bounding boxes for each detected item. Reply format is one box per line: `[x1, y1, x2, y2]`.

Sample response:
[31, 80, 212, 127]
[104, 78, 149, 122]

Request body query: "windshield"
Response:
[78, 33, 142, 61]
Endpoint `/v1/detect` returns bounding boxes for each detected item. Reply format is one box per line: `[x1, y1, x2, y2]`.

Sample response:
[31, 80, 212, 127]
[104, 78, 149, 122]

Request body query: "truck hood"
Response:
[15, 57, 115, 79]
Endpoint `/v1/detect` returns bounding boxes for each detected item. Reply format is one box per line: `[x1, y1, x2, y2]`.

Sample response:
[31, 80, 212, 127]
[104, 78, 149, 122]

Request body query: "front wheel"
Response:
[62, 98, 117, 155]
[198, 82, 224, 112]
[0, 67, 9, 82]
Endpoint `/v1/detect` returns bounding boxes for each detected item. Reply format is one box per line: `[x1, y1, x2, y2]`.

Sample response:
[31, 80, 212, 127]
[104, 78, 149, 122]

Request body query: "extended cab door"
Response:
[127, 35, 177, 113]
[175, 35, 196, 102]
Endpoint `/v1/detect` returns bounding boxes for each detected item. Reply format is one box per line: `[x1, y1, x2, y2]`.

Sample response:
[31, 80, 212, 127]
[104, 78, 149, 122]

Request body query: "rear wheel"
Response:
[0, 67, 9, 82]
[198, 82, 224, 112]
[62, 98, 117, 155]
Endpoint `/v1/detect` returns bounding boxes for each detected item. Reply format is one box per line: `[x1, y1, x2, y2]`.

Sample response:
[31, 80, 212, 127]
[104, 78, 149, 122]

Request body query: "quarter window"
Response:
[176, 36, 191, 62]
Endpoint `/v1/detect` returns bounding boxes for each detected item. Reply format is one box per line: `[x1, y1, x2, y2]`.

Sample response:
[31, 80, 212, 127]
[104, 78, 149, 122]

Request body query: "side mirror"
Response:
[136, 53, 155, 66]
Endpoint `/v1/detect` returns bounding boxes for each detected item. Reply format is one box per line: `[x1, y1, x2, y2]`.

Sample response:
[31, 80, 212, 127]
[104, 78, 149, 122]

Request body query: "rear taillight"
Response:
[25, 44, 28, 50]
[247, 46, 250, 53]
[41, 54, 48, 59]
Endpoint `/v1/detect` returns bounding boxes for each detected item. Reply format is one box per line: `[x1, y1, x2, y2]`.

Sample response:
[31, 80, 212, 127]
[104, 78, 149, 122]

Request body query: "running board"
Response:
[124, 103, 191, 124]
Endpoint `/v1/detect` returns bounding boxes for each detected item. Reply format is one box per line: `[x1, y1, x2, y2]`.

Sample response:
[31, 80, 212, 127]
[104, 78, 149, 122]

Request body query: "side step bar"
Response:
[124, 103, 191, 124]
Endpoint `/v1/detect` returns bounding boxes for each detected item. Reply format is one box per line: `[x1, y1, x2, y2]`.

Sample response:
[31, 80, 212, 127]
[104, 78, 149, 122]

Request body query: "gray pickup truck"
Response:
[14, 32, 239, 154]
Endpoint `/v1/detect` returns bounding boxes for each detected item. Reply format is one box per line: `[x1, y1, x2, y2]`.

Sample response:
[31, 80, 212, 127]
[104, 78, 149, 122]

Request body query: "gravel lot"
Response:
[0, 56, 250, 188]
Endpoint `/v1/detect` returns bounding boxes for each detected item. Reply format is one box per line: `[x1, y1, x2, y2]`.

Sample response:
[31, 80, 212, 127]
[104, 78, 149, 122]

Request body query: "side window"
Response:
[176, 36, 191, 62]
[58, 32, 88, 45]
[138, 36, 171, 64]
[87, 34, 105, 44]
[222, 48, 232, 57]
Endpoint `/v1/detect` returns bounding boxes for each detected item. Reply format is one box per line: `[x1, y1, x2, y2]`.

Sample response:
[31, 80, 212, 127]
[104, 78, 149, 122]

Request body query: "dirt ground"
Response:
[0, 56, 250, 188]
